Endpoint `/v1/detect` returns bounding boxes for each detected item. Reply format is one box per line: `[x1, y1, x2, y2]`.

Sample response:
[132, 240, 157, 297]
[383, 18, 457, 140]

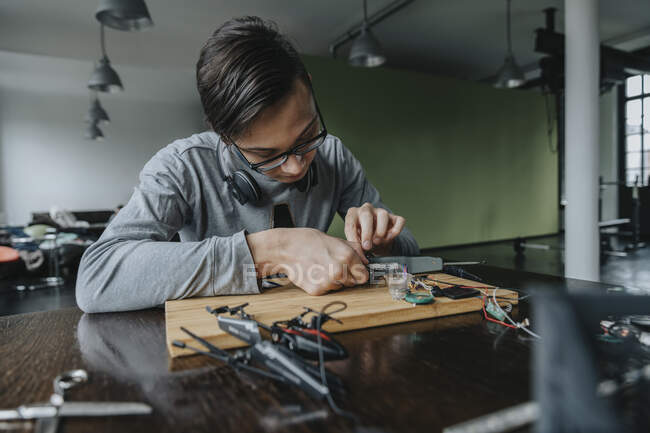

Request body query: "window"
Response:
[624, 75, 650, 186]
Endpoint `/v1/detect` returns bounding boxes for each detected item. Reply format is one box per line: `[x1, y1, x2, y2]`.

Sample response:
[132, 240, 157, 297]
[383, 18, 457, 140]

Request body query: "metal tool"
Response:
[0, 369, 152, 425]
[206, 303, 349, 362]
[34, 369, 88, 433]
[367, 257, 488, 277]
[174, 302, 348, 401]
[0, 402, 153, 420]
[368, 256, 443, 275]
[367, 256, 445, 283]
[442, 401, 539, 433]
[444, 261, 486, 266]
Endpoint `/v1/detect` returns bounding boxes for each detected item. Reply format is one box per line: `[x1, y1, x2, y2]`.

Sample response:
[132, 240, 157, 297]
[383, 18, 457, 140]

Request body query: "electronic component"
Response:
[441, 286, 481, 299]
[207, 302, 348, 360]
[366, 262, 400, 283]
[404, 292, 434, 305]
[174, 301, 355, 420]
[268, 306, 348, 361]
[485, 300, 507, 321]
[367, 256, 443, 276]
[600, 317, 650, 347]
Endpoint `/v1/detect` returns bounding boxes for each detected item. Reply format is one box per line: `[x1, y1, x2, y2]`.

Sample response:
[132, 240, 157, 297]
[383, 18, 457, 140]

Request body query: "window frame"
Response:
[621, 74, 650, 187]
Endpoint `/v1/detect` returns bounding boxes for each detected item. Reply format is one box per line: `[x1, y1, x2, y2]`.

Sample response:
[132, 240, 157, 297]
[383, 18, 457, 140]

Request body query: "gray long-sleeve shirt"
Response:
[76, 132, 419, 313]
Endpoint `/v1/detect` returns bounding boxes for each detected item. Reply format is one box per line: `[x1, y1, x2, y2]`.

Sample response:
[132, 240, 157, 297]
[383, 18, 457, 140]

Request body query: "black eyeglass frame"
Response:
[229, 86, 328, 173]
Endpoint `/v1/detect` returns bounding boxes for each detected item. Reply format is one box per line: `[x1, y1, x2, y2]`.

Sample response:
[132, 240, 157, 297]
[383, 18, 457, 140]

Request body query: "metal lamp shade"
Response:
[88, 56, 123, 93]
[494, 54, 525, 89]
[348, 27, 386, 68]
[96, 0, 153, 31]
[85, 98, 110, 125]
[85, 122, 104, 141]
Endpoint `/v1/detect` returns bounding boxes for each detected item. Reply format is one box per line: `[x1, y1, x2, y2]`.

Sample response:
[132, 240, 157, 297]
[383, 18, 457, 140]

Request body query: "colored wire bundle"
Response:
[423, 277, 531, 302]
[423, 273, 540, 338]
[483, 289, 541, 339]
[482, 294, 518, 329]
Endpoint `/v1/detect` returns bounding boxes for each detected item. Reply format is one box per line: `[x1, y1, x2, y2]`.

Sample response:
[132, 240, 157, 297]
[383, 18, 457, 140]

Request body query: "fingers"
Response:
[348, 261, 369, 285]
[357, 204, 375, 251]
[347, 241, 369, 265]
[345, 203, 406, 253]
[340, 246, 369, 285]
[327, 245, 369, 289]
[345, 203, 406, 248]
[292, 250, 369, 297]
[345, 204, 375, 251]
[374, 208, 389, 244]
[300, 264, 366, 296]
[344, 207, 360, 243]
[287, 228, 371, 296]
[385, 215, 406, 241]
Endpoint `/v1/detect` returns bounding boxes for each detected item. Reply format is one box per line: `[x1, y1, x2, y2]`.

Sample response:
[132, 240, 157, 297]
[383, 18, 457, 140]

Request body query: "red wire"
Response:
[281, 327, 332, 341]
[482, 295, 517, 329]
[425, 278, 517, 329]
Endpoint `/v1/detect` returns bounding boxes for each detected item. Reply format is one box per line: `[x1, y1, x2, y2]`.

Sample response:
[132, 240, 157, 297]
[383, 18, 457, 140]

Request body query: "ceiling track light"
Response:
[494, 0, 525, 89]
[85, 93, 110, 125]
[83, 1, 153, 139]
[96, 0, 153, 31]
[348, 0, 386, 68]
[84, 121, 105, 141]
[88, 24, 124, 93]
[329, 0, 414, 68]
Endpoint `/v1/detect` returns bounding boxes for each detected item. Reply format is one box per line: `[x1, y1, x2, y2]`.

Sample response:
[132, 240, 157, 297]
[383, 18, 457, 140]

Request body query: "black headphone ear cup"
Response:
[295, 164, 318, 193]
[226, 170, 262, 205]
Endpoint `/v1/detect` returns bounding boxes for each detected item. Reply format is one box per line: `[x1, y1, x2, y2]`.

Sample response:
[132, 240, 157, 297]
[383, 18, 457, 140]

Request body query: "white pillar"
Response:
[565, 0, 600, 281]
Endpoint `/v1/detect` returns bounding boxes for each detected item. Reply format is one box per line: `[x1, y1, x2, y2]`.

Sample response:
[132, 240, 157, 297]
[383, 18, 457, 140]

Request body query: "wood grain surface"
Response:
[0, 265, 617, 433]
[165, 272, 518, 357]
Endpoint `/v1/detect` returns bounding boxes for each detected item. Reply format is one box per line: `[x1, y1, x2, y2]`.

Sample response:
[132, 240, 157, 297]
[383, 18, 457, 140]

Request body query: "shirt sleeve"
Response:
[75, 148, 259, 313]
[335, 140, 420, 256]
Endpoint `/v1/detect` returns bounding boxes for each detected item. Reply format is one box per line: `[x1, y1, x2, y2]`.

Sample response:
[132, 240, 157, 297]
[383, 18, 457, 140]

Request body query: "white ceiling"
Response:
[2, 0, 650, 82]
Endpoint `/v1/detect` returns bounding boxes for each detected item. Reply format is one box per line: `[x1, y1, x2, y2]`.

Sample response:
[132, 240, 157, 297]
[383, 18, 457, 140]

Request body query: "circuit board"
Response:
[165, 272, 518, 358]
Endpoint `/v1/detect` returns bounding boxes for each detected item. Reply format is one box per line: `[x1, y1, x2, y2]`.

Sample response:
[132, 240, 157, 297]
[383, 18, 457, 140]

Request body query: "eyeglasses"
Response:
[229, 91, 328, 173]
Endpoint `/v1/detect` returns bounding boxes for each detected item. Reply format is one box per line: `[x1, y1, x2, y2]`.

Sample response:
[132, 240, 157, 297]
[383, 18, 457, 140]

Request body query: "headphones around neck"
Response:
[224, 163, 318, 206]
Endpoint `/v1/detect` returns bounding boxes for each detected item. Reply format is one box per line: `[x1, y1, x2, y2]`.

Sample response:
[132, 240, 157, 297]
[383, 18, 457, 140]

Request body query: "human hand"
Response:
[248, 228, 369, 295]
[344, 202, 406, 256]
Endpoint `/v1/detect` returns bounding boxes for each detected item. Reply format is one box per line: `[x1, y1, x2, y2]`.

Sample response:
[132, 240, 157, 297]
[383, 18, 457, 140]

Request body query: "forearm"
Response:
[246, 228, 295, 277]
[76, 230, 259, 313]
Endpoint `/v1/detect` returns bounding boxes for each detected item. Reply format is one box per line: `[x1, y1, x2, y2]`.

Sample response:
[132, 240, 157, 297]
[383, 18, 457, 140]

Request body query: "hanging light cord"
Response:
[100, 23, 107, 58]
[362, 0, 369, 29]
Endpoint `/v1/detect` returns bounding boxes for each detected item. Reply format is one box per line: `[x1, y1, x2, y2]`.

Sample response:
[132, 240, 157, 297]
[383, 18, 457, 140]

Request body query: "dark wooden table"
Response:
[0, 266, 610, 433]
[0, 278, 77, 316]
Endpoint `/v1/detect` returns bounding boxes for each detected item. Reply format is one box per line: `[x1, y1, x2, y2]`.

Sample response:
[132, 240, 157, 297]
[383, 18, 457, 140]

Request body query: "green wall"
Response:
[302, 55, 558, 249]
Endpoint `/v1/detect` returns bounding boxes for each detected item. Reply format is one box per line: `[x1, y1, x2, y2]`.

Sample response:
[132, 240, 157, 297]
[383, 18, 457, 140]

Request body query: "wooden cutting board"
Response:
[165, 272, 518, 358]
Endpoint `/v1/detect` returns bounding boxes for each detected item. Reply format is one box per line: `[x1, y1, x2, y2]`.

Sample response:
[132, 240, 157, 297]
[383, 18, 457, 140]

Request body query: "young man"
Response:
[76, 17, 419, 313]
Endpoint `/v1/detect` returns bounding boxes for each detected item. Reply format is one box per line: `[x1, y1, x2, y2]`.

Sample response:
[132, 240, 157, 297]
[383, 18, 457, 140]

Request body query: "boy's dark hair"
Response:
[196, 16, 309, 141]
